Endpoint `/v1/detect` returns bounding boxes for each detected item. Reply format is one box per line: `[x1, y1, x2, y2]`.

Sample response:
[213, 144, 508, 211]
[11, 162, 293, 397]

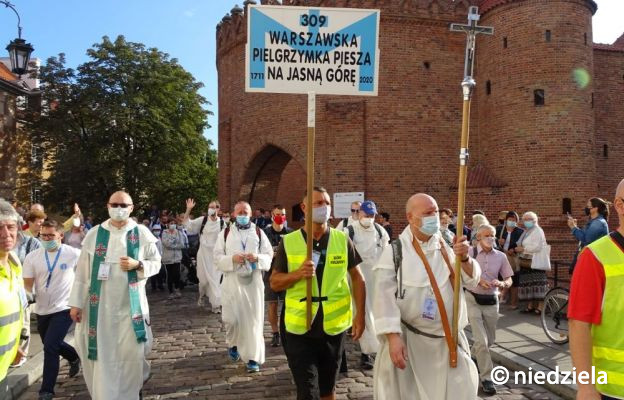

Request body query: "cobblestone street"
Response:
[19, 287, 566, 400]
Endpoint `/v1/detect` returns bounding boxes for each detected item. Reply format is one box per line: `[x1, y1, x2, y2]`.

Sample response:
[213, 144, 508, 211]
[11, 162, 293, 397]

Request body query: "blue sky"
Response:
[1, 0, 622, 149]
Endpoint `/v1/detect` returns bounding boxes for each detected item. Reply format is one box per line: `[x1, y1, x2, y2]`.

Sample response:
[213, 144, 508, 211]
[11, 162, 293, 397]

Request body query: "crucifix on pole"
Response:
[448, 6, 493, 368]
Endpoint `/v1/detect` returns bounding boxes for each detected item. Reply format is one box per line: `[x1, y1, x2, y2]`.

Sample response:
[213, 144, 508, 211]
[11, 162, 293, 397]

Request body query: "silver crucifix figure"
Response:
[450, 6, 494, 100]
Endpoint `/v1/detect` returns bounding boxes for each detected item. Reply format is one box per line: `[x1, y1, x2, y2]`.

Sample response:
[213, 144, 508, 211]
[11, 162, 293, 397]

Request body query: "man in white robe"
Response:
[213, 201, 273, 373]
[68, 191, 160, 400]
[344, 200, 389, 369]
[372, 193, 481, 400]
[182, 198, 224, 311]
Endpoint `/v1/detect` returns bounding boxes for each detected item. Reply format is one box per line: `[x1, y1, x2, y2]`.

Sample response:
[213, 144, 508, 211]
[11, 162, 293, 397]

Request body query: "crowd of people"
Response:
[0, 184, 620, 400]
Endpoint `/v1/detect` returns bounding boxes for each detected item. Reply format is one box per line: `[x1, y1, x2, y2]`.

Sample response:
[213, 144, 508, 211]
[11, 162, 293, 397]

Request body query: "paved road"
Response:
[19, 287, 566, 399]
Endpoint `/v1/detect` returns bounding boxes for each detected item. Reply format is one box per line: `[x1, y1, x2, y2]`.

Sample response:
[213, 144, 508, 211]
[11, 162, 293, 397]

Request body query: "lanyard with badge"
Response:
[44, 247, 63, 289]
[240, 231, 257, 270]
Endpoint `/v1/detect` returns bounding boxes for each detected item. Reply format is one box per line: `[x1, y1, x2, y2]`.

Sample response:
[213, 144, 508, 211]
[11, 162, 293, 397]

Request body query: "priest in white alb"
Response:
[182, 198, 224, 311]
[372, 193, 481, 400]
[68, 191, 161, 400]
[213, 201, 273, 373]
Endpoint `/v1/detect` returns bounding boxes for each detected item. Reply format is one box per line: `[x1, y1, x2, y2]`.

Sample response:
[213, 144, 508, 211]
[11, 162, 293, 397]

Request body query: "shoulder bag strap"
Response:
[411, 237, 458, 368]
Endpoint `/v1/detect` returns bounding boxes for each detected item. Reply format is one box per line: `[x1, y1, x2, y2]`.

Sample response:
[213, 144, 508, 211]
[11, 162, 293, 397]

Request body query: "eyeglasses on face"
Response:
[351, 209, 360, 213]
[109, 203, 133, 208]
[40, 233, 57, 239]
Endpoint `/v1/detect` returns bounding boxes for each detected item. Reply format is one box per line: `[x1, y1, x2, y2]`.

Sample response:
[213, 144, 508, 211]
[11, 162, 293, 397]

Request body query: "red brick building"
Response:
[216, 0, 624, 262]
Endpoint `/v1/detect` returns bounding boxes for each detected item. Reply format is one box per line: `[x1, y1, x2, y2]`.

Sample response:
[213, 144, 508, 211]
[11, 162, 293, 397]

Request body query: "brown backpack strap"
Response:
[411, 237, 458, 368]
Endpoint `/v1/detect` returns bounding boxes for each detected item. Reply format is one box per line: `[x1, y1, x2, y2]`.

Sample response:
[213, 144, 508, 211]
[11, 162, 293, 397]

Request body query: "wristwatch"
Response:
[137, 261, 144, 271]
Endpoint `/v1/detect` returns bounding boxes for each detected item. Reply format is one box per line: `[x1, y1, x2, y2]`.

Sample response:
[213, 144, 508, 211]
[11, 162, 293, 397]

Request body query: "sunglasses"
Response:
[351, 209, 360, 213]
[109, 203, 133, 208]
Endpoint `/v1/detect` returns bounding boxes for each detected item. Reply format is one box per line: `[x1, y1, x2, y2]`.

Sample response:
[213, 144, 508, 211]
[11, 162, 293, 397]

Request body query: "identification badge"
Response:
[98, 263, 111, 280]
[421, 295, 438, 321]
[312, 250, 321, 268]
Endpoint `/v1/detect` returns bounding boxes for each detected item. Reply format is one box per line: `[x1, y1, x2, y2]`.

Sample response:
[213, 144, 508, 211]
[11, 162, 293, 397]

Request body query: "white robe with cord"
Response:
[184, 216, 223, 306]
[213, 223, 273, 364]
[68, 219, 161, 400]
[372, 227, 481, 400]
[346, 221, 390, 354]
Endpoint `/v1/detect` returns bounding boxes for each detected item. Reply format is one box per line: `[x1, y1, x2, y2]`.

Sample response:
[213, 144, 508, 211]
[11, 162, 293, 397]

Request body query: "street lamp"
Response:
[2, 1, 34, 77]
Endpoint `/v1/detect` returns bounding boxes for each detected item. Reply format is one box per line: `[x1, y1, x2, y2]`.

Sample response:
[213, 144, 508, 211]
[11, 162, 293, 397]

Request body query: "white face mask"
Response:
[359, 217, 373, 228]
[208, 208, 216, 216]
[481, 237, 496, 248]
[108, 207, 130, 222]
[312, 205, 331, 224]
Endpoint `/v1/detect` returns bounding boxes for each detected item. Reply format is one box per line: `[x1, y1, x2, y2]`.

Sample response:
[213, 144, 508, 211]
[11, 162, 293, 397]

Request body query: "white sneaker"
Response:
[10, 356, 27, 368]
[212, 306, 221, 314]
[174, 290, 182, 299]
[167, 293, 175, 300]
[197, 298, 204, 307]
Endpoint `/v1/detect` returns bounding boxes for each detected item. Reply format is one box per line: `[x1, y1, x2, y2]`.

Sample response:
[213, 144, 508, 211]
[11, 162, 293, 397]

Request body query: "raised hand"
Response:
[186, 198, 196, 211]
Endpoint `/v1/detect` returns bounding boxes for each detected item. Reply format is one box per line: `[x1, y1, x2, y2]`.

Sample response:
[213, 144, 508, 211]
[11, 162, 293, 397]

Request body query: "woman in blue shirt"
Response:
[567, 197, 609, 273]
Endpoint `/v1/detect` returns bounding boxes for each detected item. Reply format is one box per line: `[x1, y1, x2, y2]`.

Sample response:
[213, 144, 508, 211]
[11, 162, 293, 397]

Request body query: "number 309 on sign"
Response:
[300, 14, 328, 27]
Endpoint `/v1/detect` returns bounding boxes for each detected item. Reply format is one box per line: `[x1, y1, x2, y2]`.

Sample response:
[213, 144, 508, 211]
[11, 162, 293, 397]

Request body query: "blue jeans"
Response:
[37, 310, 79, 394]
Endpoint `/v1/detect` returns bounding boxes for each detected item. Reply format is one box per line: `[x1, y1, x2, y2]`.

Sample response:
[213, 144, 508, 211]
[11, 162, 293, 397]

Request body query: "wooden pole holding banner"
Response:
[450, 6, 493, 366]
[305, 91, 316, 330]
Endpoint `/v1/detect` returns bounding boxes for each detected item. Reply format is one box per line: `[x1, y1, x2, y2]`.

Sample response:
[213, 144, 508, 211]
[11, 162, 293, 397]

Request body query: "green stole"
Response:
[87, 225, 147, 360]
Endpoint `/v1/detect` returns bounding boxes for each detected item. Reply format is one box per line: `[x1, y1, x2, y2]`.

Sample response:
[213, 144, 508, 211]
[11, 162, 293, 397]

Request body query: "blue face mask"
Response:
[506, 220, 517, 228]
[41, 239, 59, 251]
[419, 215, 440, 236]
[236, 215, 250, 226]
[524, 221, 535, 229]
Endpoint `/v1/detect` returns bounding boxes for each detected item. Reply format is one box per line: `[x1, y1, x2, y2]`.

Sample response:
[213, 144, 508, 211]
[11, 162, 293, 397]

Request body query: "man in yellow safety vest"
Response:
[271, 186, 366, 400]
[0, 200, 26, 396]
[570, 178, 624, 400]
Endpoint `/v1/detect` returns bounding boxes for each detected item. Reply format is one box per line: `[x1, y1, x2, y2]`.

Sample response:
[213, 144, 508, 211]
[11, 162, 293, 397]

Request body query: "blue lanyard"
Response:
[44, 247, 62, 289]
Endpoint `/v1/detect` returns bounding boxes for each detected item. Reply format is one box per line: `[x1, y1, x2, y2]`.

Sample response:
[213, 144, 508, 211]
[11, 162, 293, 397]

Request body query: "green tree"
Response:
[25, 36, 216, 220]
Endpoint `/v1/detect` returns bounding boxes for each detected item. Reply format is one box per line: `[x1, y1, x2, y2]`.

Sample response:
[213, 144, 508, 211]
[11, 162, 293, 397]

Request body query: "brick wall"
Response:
[217, 0, 620, 262]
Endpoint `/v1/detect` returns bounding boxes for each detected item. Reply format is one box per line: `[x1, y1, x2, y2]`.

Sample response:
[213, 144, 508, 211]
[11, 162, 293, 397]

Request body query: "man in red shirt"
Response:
[569, 179, 624, 400]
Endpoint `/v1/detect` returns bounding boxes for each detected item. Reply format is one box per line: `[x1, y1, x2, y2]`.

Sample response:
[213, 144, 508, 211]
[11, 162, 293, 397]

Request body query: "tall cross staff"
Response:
[449, 6, 493, 367]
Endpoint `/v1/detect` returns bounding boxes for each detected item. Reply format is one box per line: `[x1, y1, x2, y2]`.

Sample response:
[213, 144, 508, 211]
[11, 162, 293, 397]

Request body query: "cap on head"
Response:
[360, 200, 378, 215]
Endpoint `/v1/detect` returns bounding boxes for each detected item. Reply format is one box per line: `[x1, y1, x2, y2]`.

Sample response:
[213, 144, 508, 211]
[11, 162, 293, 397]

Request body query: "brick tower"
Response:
[216, 0, 623, 262]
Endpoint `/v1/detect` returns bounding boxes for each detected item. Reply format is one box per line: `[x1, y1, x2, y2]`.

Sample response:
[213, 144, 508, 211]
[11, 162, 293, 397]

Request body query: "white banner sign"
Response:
[333, 192, 365, 219]
[246, 5, 380, 96]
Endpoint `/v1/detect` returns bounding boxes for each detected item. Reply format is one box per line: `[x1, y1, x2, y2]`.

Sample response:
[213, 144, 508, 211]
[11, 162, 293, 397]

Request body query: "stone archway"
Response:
[239, 145, 306, 224]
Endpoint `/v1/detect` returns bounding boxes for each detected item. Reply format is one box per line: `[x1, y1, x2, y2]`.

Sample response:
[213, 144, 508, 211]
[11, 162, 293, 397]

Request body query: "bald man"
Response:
[569, 179, 624, 400]
[372, 193, 481, 400]
[213, 201, 273, 373]
[68, 191, 161, 400]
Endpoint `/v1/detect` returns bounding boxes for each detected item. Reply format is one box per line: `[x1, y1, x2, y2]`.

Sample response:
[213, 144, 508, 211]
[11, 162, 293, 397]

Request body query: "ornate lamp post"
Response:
[2, 1, 34, 77]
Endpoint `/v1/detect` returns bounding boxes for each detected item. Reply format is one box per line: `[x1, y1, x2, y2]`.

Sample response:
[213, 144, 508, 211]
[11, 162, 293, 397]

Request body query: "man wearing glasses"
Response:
[68, 191, 161, 400]
[182, 199, 225, 312]
[336, 201, 362, 231]
[23, 220, 81, 400]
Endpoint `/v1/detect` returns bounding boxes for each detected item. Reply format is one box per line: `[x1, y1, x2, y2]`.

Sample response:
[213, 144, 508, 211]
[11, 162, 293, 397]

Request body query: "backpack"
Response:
[25, 236, 36, 255]
[391, 237, 454, 300]
[391, 239, 405, 299]
[200, 216, 225, 235]
[346, 223, 384, 244]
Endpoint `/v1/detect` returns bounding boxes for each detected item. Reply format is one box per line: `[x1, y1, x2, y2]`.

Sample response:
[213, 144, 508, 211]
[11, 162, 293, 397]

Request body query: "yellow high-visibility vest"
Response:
[587, 236, 624, 398]
[0, 253, 23, 380]
[283, 228, 352, 335]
